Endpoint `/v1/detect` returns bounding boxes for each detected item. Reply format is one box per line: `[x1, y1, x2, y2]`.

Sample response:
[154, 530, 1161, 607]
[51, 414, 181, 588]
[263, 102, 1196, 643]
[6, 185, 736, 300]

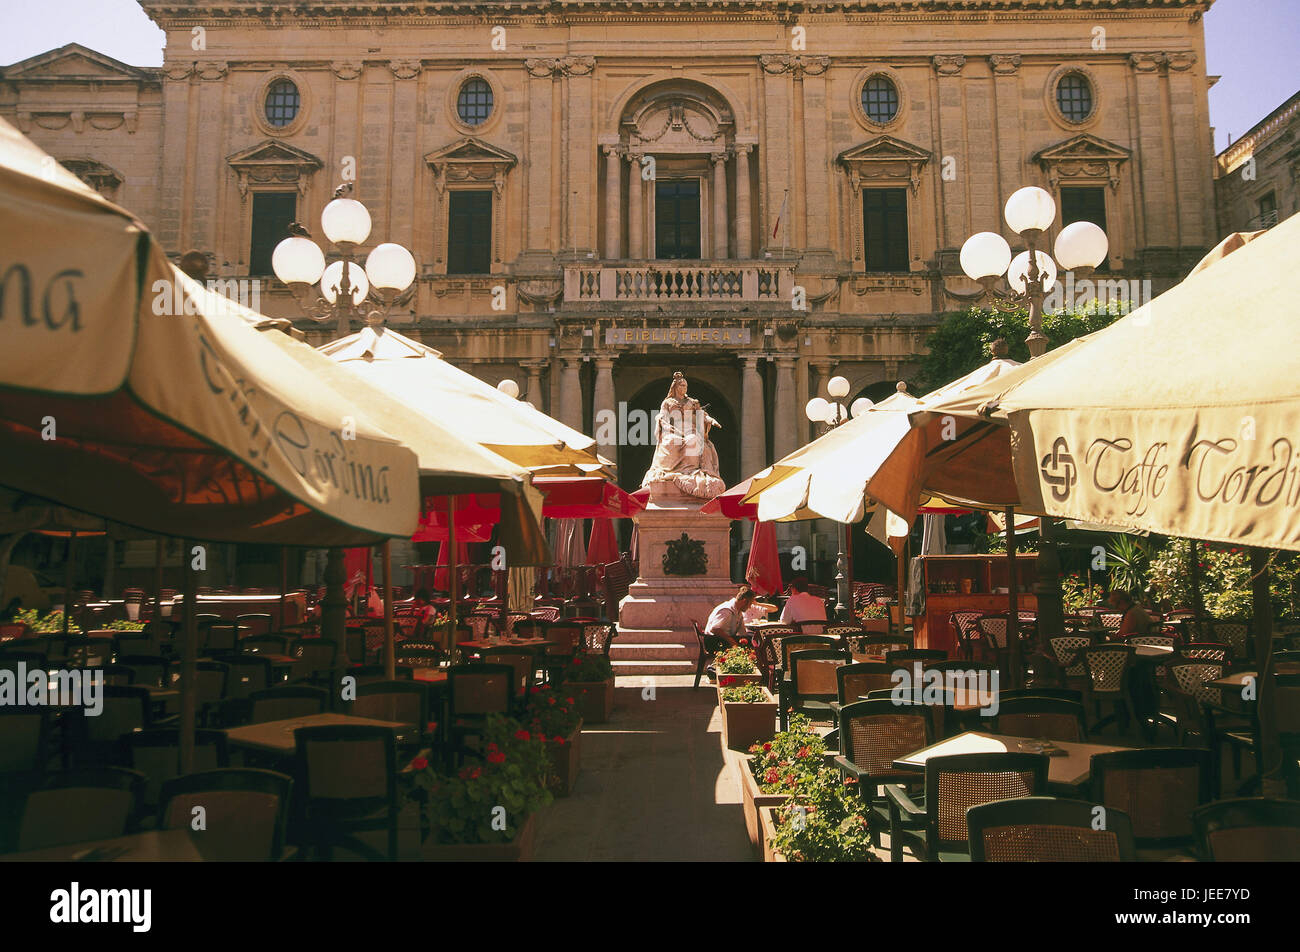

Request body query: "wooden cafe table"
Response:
[223, 712, 413, 757]
[894, 731, 1133, 793]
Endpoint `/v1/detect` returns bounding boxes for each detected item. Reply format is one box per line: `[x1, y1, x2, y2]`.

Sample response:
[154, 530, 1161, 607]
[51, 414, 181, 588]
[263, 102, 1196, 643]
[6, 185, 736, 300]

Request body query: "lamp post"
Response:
[952, 186, 1111, 650]
[272, 183, 418, 339]
[805, 376, 875, 622]
[271, 183, 418, 657]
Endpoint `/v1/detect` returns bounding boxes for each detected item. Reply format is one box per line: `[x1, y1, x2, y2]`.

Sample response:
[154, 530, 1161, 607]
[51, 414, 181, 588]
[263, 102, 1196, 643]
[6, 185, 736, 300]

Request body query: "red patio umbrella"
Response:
[587, 518, 620, 566]
[698, 477, 759, 520]
[434, 538, 472, 591]
[745, 520, 783, 596]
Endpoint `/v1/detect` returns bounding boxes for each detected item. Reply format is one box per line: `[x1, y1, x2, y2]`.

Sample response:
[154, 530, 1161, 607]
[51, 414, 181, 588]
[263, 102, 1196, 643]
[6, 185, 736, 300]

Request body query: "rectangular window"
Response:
[654, 180, 701, 259]
[1060, 186, 1109, 271]
[861, 188, 908, 273]
[447, 190, 493, 274]
[1259, 191, 1278, 227]
[249, 192, 297, 276]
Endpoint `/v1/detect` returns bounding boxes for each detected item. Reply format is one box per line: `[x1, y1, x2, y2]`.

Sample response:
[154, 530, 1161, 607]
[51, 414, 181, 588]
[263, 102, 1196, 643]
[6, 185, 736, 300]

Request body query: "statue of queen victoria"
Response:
[640, 372, 725, 500]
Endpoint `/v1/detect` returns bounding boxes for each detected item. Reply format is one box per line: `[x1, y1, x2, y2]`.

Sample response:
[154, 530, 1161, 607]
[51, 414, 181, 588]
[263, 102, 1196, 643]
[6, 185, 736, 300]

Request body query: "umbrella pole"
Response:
[1251, 547, 1280, 788]
[62, 530, 75, 637]
[383, 541, 395, 680]
[153, 539, 163, 620]
[448, 501, 458, 660]
[279, 547, 288, 630]
[1189, 540, 1205, 629]
[1005, 508, 1023, 689]
[179, 538, 197, 775]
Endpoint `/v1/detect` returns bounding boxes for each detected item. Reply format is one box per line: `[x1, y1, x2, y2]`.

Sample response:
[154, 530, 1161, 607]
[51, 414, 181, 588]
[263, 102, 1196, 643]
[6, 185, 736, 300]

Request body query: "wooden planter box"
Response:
[568, 678, 614, 723]
[719, 687, 778, 751]
[759, 806, 788, 863]
[859, 617, 891, 634]
[739, 755, 790, 856]
[544, 721, 583, 797]
[421, 812, 537, 862]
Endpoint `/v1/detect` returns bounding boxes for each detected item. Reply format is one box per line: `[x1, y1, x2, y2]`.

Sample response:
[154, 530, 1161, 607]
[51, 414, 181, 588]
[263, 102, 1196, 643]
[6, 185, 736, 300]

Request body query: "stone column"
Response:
[593, 355, 617, 464]
[711, 151, 729, 259]
[560, 357, 584, 432]
[735, 144, 752, 259]
[603, 145, 622, 259]
[772, 356, 798, 462]
[741, 356, 766, 475]
[792, 73, 807, 250]
[627, 152, 644, 258]
[521, 360, 546, 409]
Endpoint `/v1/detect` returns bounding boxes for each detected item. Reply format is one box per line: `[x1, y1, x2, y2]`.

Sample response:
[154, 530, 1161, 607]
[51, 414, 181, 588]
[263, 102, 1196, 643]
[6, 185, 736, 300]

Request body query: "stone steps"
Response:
[610, 624, 703, 675]
[611, 659, 700, 677]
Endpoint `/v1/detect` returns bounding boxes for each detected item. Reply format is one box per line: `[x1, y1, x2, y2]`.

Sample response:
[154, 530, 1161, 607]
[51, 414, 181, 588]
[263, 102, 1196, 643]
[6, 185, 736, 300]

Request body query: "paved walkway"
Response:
[533, 676, 754, 861]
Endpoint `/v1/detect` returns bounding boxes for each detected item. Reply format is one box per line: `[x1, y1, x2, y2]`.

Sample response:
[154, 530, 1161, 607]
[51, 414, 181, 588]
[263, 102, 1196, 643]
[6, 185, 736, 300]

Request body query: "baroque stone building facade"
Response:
[1215, 89, 1299, 237]
[2, 0, 1218, 512]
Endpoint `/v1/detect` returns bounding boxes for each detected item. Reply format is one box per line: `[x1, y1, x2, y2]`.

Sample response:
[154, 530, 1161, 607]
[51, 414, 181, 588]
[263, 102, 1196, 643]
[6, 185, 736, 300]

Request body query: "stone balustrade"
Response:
[564, 263, 795, 303]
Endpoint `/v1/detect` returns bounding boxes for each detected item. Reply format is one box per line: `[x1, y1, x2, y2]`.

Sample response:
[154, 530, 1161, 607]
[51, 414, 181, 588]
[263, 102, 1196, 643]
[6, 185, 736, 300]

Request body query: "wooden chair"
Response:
[835, 698, 933, 849]
[126, 728, 229, 814]
[691, 622, 730, 690]
[780, 649, 848, 730]
[1193, 797, 1300, 862]
[248, 685, 328, 724]
[1090, 747, 1212, 854]
[993, 696, 1088, 743]
[159, 767, 293, 861]
[295, 725, 398, 861]
[968, 796, 1135, 862]
[6, 767, 144, 853]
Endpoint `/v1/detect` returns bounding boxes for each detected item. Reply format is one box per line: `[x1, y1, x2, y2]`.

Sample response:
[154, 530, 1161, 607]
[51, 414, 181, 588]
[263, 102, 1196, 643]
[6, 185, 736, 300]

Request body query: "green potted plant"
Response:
[407, 713, 554, 861]
[718, 681, 778, 751]
[855, 602, 891, 633]
[564, 649, 614, 723]
[527, 684, 584, 797]
[714, 644, 761, 685]
[738, 715, 827, 854]
[20, 609, 80, 635]
[764, 766, 875, 862]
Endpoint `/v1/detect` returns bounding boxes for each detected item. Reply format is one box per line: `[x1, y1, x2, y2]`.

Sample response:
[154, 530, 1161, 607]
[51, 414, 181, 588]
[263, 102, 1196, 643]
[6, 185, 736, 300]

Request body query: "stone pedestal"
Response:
[618, 483, 737, 632]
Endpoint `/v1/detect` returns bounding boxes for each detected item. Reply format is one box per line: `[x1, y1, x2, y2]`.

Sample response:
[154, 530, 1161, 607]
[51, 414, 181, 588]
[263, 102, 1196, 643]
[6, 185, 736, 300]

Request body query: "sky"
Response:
[1, 0, 1295, 154]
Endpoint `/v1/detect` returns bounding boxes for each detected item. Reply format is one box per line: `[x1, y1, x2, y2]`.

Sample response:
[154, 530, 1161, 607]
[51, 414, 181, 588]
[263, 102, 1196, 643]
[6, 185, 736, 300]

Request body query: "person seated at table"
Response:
[706, 586, 758, 648]
[412, 589, 437, 625]
[780, 576, 827, 625]
[1109, 588, 1154, 637]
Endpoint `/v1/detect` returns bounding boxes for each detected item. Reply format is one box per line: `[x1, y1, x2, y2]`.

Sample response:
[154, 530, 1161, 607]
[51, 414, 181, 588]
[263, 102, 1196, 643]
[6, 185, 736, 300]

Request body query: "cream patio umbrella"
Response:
[866, 214, 1300, 780]
[319, 325, 608, 476]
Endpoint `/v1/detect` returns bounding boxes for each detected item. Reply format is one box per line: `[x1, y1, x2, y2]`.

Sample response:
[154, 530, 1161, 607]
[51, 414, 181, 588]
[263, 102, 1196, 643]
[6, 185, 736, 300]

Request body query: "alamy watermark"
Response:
[0, 663, 103, 715]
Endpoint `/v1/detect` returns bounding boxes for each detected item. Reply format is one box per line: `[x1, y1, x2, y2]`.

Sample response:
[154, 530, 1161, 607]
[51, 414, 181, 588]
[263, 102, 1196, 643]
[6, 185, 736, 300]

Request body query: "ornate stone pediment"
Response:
[1034, 133, 1132, 190]
[837, 136, 932, 193]
[2, 43, 156, 83]
[226, 140, 323, 197]
[424, 137, 518, 194]
[59, 158, 124, 199]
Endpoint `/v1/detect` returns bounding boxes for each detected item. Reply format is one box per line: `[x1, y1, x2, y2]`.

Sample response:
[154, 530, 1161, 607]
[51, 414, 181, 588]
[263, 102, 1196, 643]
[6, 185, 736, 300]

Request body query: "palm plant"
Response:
[1105, 534, 1149, 597]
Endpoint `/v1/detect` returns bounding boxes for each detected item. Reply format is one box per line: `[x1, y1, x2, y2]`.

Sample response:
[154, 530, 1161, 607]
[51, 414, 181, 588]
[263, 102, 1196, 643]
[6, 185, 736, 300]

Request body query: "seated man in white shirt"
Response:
[705, 586, 759, 648]
[780, 576, 827, 626]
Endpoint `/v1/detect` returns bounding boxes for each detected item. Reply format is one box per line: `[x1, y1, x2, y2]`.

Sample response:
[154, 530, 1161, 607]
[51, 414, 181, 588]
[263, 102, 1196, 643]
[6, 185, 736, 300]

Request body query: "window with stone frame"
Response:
[654, 179, 702, 259]
[861, 187, 909, 273]
[447, 190, 493, 274]
[249, 191, 297, 276]
[1060, 186, 1110, 272]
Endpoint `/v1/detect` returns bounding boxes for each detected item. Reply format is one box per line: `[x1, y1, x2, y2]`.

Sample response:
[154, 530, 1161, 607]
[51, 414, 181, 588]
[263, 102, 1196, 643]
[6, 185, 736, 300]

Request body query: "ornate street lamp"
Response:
[952, 185, 1111, 654]
[271, 183, 418, 654]
[272, 183, 418, 339]
[805, 375, 873, 622]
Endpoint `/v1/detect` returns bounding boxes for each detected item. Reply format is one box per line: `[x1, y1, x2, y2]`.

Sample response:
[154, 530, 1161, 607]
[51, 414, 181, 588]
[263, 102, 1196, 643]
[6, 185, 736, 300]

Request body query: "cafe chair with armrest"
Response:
[445, 664, 514, 764]
[294, 725, 398, 861]
[351, 680, 434, 752]
[781, 649, 849, 731]
[949, 611, 986, 661]
[831, 662, 897, 717]
[1090, 747, 1212, 856]
[968, 796, 1136, 862]
[248, 685, 328, 724]
[581, 623, 616, 657]
[159, 767, 294, 861]
[1208, 619, 1252, 663]
[1192, 797, 1300, 862]
[885, 752, 1049, 862]
[835, 698, 934, 850]
[1080, 644, 1136, 736]
[755, 626, 796, 692]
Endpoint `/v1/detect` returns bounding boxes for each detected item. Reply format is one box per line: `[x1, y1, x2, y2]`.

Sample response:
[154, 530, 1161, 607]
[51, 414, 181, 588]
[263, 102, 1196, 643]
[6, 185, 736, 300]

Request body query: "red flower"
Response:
[566, 698, 575, 705]
[487, 751, 506, 764]
[720, 676, 735, 687]
[764, 768, 780, 784]
[555, 736, 567, 745]
[486, 742, 498, 752]
[784, 774, 796, 787]
[796, 746, 811, 759]
[514, 729, 531, 741]
[548, 697, 556, 705]
[762, 743, 772, 752]
[748, 744, 761, 754]
[458, 765, 483, 780]
[426, 721, 438, 732]
[559, 707, 568, 714]
[410, 757, 429, 771]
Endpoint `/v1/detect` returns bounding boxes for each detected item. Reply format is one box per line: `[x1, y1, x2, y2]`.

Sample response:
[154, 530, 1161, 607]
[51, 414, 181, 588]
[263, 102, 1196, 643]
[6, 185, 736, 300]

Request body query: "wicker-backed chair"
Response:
[445, 663, 514, 761]
[825, 624, 867, 639]
[351, 680, 434, 750]
[1168, 661, 1227, 750]
[755, 625, 796, 692]
[479, 648, 536, 709]
[834, 698, 933, 847]
[1205, 619, 1251, 662]
[884, 752, 1050, 862]
[833, 662, 899, 708]
[845, 633, 911, 661]
[779, 635, 841, 670]
[793, 619, 831, 635]
[289, 638, 341, 683]
[544, 623, 585, 686]
[6, 766, 144, 853]
[1090, 747, 1212, 853]
[1080, 644, 1136, 735]
[781, 649, 849, 730]
[159, 767, 293, 861]
[125, 728, 229, 814]
[949, 610, 986, 661]
[294, 724, 398, 861]
[1193, 797, 1300, 862]
[968, 796, 1136, 862]
[1046, 632, 1097, 689]
[248, 685, 328, 724]
[993, 696, 1087, 743]
[581, 623, 616, 657]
